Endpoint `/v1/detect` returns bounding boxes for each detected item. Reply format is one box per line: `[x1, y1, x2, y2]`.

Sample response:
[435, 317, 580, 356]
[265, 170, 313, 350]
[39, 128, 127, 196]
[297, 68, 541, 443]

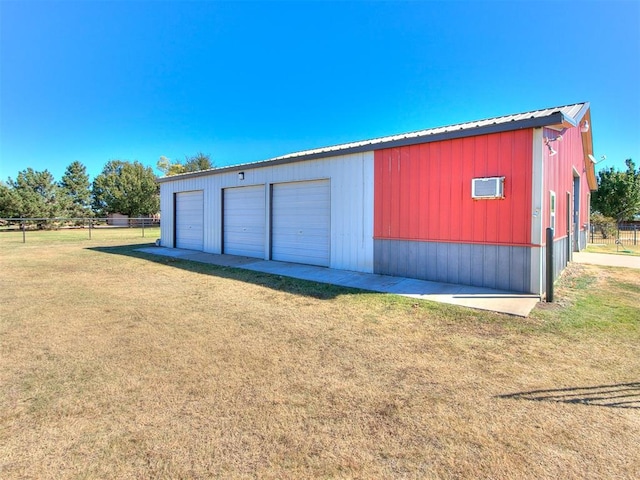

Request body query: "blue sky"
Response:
[1, 0, 639, 182]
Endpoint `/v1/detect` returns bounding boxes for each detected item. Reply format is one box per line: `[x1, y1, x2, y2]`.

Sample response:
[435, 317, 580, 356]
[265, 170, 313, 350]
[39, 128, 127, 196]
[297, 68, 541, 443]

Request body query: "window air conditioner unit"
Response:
[472, 176, 505, 199]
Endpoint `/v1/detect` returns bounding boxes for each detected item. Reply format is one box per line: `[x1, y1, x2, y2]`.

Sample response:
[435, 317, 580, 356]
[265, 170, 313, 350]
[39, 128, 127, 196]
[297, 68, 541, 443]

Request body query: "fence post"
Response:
[142, 217, 145, 238]
[22, 221, 26, 243]
[546, 227, 554, 303]
[89, 218, 92, 239]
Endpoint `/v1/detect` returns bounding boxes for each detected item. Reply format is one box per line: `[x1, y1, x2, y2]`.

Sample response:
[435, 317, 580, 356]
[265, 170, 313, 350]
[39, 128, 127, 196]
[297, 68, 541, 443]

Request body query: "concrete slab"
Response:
[136, 247, 540, 317]
[143, 248, 195, 258]
[183, 253, 260, 268]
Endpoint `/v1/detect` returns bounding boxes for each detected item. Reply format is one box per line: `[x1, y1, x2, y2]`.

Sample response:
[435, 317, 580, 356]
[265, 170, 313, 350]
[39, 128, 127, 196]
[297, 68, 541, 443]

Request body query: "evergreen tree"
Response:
[0, 183, 22, 218]
[7, 168, 62, 218]
[59, 161, 92, 217]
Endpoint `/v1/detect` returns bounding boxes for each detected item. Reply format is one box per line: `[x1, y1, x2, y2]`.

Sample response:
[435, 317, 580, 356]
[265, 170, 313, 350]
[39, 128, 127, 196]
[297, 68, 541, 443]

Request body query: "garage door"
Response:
[175, 190, 204, 250]
[271, 180, 330, 267]
[223, 185, 265, 258]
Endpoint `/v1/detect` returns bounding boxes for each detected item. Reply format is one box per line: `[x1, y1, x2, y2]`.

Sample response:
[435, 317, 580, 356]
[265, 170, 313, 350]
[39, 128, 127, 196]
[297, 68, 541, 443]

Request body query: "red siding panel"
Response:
[374, 158, 381, 237]
[403, 146, 417, 238]
[472, 136, 488, 243]
[542, 124, 591, 243]
[512, 130, 531, 243]
[496, 133, 511, 242]
[418, 144, 430, 239]
[485, 134, 500, 243]
[439, 140, 452, 239]
[460, 137, 474, 241]
[449, 139, 463, 241]
[374, 129, 533, 246]
[427, 142, 440, 237]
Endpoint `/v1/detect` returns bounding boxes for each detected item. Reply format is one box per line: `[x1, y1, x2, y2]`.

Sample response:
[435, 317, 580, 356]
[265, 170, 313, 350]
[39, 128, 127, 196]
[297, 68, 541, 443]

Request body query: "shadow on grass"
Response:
[497, 382, 640, 409]
[88, 244, 367, 301]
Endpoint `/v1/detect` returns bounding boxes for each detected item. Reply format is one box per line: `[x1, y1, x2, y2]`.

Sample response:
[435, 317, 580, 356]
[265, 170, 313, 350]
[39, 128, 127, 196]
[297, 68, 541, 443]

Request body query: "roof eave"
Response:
[572, 101, 591, 125]
[579, 108, 598, 191]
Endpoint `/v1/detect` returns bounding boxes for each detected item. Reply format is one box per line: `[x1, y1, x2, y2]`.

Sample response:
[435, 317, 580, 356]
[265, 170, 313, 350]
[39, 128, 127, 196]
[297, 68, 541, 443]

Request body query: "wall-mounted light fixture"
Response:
[238, 172, 245, 180]
[580, 121, 589, 133]
[545, 135, 562, 156]
[588, 154, 606, 164]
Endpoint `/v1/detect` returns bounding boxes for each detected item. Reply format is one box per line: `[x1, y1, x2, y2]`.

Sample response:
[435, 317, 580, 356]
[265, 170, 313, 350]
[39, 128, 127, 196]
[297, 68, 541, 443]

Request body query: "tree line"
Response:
[0, 153, 213, 219]
[590, 158, 640, 232]
[3, 152, 635, 224]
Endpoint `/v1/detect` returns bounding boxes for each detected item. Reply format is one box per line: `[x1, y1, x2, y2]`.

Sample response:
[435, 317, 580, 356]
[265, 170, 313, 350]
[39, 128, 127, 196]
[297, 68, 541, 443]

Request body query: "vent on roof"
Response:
[472, 177, 505, 199]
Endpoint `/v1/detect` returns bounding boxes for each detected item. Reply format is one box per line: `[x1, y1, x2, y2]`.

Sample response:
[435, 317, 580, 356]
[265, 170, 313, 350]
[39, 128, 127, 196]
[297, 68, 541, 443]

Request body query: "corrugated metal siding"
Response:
[539, 237, 570, 295]
[374, 129, 533, 245]
[542, 125, 591, 244]
[374, 239, 532, 293]
[159, 152, 374, 273]
[531, 123, 591, 296]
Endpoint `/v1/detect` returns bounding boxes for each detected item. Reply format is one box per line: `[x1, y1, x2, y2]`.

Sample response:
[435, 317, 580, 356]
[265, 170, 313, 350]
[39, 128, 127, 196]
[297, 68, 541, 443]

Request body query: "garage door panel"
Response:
[274, 227, 328, 237]
[176, 191, 204, 251]
[223, 186, 265, 258]
[272, 180, 330, 267]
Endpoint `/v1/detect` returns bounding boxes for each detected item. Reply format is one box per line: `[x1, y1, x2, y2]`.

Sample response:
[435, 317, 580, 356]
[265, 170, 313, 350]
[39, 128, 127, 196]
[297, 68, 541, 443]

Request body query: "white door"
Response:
[175, 190, 204, 250]
[271, 180, 330, 267]
[223, 185, 266, 258]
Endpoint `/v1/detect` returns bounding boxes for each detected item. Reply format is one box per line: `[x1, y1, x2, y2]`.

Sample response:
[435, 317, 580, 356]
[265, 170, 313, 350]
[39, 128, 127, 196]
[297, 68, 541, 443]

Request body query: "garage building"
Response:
[158, 102, 597, 297]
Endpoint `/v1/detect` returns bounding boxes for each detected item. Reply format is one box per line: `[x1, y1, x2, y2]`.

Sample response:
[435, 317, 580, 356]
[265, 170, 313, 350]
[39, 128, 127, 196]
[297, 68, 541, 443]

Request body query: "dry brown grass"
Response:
[1, 231, 639, 479]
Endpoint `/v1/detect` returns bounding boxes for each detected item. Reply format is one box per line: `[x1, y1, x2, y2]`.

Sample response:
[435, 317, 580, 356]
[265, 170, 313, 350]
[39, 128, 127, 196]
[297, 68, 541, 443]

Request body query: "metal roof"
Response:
[158, 102, 590, 183]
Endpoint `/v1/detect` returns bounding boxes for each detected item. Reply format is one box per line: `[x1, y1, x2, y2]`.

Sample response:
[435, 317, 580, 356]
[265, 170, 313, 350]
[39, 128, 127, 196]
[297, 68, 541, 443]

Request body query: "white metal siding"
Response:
[223, 185, 266, 258]
[159, 152, 374, 272]
[272, 180, 330, 267]
[530, 128, 544, 295]
[175, 190, 204, 250]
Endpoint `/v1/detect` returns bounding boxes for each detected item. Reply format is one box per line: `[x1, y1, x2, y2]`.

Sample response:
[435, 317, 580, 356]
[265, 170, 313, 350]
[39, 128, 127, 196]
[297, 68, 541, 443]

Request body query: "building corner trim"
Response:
[530, 128, 545, 295]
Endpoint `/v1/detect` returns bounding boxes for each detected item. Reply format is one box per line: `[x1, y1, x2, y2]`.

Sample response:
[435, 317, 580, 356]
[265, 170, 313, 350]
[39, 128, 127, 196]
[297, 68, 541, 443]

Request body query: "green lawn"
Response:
[586, 242, 640, 256]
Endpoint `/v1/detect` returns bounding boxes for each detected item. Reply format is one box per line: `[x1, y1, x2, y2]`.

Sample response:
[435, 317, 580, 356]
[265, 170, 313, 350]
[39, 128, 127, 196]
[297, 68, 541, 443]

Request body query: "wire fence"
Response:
[0, 217, 161, 243]
[590, 223, 638, 246]
[3, 217, 637, 249]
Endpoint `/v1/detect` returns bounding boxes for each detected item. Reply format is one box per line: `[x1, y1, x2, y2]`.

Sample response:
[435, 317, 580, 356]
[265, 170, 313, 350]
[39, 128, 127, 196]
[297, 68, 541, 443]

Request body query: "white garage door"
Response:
[272, 180, 330, 267]
[223, 185, 266, 258]
[175, 190, 204, 250]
